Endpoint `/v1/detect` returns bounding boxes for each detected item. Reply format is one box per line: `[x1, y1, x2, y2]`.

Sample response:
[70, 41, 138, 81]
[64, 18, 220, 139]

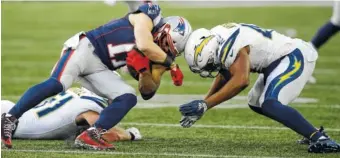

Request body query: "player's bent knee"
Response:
[108, 85, 136, 100]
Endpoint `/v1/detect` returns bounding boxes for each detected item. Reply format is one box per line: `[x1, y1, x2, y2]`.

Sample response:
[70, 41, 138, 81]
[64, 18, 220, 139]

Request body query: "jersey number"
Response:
[241, 23, 273, 39]
[108, 44, 135, 69]
[34, 92, 73, 118]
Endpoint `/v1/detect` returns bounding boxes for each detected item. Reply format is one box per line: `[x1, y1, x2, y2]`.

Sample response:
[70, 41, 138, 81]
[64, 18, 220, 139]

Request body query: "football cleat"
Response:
[74, 127, 115, 150]
[308, 136, 340, 153]
[1, 113, 18, 149]
[126, 127, 142, 141]
[297, 126, 329, 145]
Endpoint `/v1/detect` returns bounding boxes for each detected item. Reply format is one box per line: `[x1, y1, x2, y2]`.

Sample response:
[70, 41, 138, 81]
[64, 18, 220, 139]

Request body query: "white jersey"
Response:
[1, 90, 106, 139]
[211, 23, 298, 72]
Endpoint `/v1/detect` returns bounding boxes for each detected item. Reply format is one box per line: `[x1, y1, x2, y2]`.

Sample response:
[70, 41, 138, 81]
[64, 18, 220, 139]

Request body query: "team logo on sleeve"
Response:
[147, 3, 160, 15]
[173, 17, 186, 36]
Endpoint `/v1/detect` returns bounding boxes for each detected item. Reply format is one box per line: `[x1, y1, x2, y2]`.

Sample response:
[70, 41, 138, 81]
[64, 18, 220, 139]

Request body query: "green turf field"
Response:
[1, 2, 340, 158]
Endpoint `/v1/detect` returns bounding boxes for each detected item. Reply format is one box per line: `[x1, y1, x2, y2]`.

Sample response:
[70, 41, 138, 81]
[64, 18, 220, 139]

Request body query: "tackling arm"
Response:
[204, 70, 231, 100]
[204, 47, 250, 109]
[129, 14, 173, 67]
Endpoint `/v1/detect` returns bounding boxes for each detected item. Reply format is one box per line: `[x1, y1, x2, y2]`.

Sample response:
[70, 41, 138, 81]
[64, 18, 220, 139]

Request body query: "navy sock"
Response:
[248, 104, 264, 115]
[9, 78, 63, 118]
[311, 21, 340, 49]
[94, 93, 137, 130]
[261, 99, 321, 140]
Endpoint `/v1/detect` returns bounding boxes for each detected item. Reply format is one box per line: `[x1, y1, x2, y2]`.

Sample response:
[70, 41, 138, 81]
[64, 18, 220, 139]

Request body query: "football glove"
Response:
[179, 100, 208, 128]
[180, 116, 200, 128]
[126, 49, 150, 73]
[170, 64, 184, 86]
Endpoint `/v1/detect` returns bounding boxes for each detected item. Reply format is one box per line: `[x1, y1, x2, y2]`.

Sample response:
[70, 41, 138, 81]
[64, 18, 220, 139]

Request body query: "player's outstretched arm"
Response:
[129, 13, 173, 67]
[204, 47, 250, 109]
[204, 70, 231, 100]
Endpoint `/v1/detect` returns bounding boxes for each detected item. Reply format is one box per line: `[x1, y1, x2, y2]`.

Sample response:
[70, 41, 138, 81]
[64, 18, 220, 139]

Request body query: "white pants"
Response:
[248, 40, 318, 107]
[331, 1, 340, 26]
[51, 32, 135, 100]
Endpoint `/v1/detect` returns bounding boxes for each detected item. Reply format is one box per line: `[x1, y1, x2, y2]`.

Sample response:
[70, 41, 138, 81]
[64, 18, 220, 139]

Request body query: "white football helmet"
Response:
[154, 16, 192, 58]
[184, 28, 220, 78]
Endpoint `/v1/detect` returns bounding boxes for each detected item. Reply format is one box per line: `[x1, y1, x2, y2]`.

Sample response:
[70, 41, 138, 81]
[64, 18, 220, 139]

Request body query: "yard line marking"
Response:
[135, 103, 340, 109]
[1, 94, 319, 105]
[4, 149, 287, 158]
[121, 122, 340, 132]
[135, 94, 318, 104]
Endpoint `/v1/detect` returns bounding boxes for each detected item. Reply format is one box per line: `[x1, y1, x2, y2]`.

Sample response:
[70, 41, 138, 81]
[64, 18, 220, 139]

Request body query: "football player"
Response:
[179, 23, 340, 153]
[308, 1, 340, 84]
[1, 2, 192, 150]
[311, 1, 340, 50]
[1, 87, 141, 142]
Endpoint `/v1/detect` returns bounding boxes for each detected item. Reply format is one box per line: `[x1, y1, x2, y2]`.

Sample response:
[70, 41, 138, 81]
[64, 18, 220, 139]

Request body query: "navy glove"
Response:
[179, 100, 208, 128]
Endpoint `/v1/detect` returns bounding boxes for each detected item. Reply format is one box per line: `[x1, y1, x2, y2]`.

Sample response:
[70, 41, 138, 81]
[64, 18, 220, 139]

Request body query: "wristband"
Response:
[155, 55, 173, 68]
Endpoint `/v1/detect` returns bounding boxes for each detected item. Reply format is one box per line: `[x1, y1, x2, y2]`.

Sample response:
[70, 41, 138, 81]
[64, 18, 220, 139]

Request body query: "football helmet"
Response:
[184, 28, 220, 78]
[154, 16, 192, 58]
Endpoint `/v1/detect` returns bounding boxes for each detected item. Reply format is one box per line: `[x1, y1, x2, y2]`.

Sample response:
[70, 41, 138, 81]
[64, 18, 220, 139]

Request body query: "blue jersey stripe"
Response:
[80, 96, 107, 109]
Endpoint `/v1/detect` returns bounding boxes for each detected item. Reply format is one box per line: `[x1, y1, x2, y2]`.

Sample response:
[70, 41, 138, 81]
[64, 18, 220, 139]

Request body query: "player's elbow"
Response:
[140, 90, 156, 100]
[139, 86, 156, 100]
[139, 86, 156, 96]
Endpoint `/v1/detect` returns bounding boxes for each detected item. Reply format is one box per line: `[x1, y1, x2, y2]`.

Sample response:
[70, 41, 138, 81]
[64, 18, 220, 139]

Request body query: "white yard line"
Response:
[1, 94, 319, 105]
[135, 94, 318, 104]
[4, 149, 287, 158]
[121, 122, 340, 132]
[135, 103, 340, 109]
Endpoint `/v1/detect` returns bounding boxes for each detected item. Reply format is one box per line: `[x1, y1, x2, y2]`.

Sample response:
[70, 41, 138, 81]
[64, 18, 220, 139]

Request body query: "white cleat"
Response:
[126, 127, 142, 141]
[307, 75, 317, 84]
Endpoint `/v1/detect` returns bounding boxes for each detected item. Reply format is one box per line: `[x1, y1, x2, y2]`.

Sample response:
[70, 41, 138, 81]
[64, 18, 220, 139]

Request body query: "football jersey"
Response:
[11, 90, 106, 139]
[211, 23, 296, 72]
[86, 3, 163, 70]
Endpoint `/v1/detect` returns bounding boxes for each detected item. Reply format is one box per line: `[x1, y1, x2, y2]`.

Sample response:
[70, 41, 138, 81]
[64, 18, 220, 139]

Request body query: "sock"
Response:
[261, 99, 321, 140]
[311, 21, 340, 49]
[9, 78, 63, 118]
[248, 104, 264, 115]
[94, 93, 137, 130]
